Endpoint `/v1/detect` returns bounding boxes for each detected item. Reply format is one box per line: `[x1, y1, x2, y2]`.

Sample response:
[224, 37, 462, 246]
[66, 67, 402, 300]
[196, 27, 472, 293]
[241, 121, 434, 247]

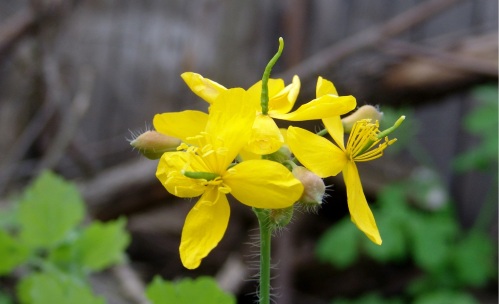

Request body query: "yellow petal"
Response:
[268, 75, 300, 114]
[156, 152, 207, 197]
[179, 187, 230, 269]
[223, 160, 303, 208]
[287, 126, 347, 178]
[245, 114, 283, 155]
[323, 115, 345, 150]
[239, 148, 261, 161]
[205, 88, 256, 170]
[316, 76, 338, 97]
[181, 72, 227, 104]
[343, 161, 382, 245]
[271, 95, 356, 121]
[153, 111, 208, 144]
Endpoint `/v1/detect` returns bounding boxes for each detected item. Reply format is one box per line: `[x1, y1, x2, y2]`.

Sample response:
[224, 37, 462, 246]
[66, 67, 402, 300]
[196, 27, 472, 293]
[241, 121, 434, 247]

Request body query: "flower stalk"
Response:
[253, 208, 272, 304]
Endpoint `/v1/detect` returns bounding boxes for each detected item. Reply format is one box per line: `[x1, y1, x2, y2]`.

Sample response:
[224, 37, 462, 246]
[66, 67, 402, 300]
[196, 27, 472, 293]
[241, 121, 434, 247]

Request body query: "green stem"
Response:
[316, 128, 328, 137]
[261, 37, 284, 115]
[253, 208, 272, 304]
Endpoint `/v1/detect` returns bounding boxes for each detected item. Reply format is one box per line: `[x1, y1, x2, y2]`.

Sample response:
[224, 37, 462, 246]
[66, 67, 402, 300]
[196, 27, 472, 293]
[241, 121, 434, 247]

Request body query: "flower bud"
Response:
[270, 206, 294, 228]
[342, 105, 383, 133]
[246, 114, 284, 155]
[130, 130, 181, 159]
[292, 166, 325, 209]
[264, 145, 292, 163]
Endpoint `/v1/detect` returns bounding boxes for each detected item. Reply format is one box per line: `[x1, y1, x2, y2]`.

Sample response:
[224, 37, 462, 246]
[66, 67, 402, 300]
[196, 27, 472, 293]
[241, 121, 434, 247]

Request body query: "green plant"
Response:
[0, 171, 237, 303]
[145, 276, 235, 304]
[317, 179, 496, 303]
[0, 171, 130, 303]
[453, 85, 498, 173]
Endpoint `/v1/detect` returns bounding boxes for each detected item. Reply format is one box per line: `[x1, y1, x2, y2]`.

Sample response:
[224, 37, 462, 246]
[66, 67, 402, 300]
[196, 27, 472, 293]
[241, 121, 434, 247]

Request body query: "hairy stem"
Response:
[253, 208, 272, 304]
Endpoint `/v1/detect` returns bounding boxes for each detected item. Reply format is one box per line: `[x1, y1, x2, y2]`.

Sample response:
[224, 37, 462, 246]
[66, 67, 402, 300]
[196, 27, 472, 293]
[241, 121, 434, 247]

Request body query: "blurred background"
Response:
[0, 0, 497, 303]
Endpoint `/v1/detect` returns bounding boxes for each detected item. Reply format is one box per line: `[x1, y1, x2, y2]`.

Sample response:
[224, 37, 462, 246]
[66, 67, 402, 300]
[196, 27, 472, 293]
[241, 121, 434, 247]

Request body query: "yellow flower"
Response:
[156, 88, 304, 269]
[181, 73, 357, 155]
[287, 113, 405, 245]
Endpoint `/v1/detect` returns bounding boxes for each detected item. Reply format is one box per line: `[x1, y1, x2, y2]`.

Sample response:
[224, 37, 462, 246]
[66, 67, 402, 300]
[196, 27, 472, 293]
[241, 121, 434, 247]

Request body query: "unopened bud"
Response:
[264, 145, 292, 163]
[292, 166, 325, 209]
[270, 206, 294, 228]
[342, 105, 383, 133]
[130, 130, 181, 159]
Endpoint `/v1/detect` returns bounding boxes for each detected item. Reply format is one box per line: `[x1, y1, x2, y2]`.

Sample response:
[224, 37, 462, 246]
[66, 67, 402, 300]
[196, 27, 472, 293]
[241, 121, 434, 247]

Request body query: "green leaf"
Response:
[18, 171, 85, 249]
[407, 213, 457, 272]
[413, 290, 478, 304]
[0, 230, 30, 275]
[146, 276, 235, 304]
[453, 137, 498, 172]
[363, 214, 407, 263]
[74, 217, 130, 272]
[315, 219, 360, 269]
[454, 85, 498, 172]
[17, 272, 104, 304]
[466, 85, 498, 134]
[451, 231, 495, 287]
[377, 183, 410, 212]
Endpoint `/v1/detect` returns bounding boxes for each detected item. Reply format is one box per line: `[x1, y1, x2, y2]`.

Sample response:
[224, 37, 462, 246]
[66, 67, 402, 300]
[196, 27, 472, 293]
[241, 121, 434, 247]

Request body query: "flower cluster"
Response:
[134, 39, 404, 269]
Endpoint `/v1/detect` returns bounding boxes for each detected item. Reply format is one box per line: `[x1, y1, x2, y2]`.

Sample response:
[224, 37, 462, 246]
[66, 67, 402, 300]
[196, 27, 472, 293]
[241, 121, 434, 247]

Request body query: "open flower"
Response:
[181, 72, 357, 155]
[156, 88, 303, 269]
[287, 112, 405, 245]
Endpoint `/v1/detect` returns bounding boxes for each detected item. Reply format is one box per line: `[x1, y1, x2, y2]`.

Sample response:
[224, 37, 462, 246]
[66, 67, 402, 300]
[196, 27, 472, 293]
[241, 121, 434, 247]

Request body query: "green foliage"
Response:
[17, 171, 85, 249]
[17, 272, 105, 304]
[316, 176, 496, 303]
[0, 171, 131, 303]
[450, 231, 496, 287]
[73, 218, 130, 271]
[454, 85, 498, 172]
[145, 276, 235, 304]
[0, 230, 30, 275]
[316, 218, 360, 268]
[1, 171, 232, 304]
[412, 290, 478, 304]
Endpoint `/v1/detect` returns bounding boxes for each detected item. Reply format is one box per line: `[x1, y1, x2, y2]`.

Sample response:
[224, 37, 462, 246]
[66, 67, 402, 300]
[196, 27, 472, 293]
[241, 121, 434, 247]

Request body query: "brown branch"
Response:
[79, 159, 158, 215]
[278, 0, 463, 81]
[381, 37, 498, 77]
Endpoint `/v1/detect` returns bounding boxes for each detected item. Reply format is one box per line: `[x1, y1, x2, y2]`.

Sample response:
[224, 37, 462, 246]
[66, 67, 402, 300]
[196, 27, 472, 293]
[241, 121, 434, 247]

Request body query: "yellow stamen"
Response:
[346, 119, 396, 162]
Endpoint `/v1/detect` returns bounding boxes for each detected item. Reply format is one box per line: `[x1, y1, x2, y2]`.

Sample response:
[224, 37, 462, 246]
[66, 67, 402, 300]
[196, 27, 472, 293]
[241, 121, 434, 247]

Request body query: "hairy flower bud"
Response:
[269, 206, 294, 228]
[342, 105, 383, 133]
[130, 130, 181, 159]
[292, 166, 325, 209]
